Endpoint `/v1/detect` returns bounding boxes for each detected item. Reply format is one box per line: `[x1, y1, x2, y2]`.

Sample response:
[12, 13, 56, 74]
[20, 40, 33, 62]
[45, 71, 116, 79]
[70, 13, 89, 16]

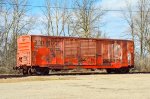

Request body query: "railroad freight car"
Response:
[14, 35, 134, 75]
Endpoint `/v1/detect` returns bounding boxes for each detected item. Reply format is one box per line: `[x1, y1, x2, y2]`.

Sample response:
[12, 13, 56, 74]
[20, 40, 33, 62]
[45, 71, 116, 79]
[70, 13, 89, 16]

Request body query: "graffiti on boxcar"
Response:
[103, 42, 122, 64]
[32, 38, 63, 64]
[113, 42, 122, 60]
[127, 52, 131, 65]
[33, 39, 62, 48]
[34, 40, 45, 46]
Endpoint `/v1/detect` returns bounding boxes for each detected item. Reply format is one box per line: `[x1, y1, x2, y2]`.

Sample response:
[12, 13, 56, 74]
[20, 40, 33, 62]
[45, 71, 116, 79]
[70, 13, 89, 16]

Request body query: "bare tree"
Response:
[123, 0, 135, 41]
[123, 0, 150, 57]
[42, 0, 70, 36]
[123, 0, 150, 71]
[134, 0, 150, 57]
[71, 0, 105, 38]
[42, 0, 54, 36]
[0, 0, 35, 73]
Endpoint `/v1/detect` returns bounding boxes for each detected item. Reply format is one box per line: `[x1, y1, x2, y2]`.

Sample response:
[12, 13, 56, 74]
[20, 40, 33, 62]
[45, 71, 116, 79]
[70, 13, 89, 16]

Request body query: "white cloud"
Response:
[100, 0, 137, 10]
[96, 0, 138, 39]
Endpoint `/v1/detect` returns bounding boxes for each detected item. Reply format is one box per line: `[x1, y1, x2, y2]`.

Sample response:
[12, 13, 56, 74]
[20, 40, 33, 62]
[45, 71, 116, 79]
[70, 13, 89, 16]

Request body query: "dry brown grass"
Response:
[134, 56, 150, 72]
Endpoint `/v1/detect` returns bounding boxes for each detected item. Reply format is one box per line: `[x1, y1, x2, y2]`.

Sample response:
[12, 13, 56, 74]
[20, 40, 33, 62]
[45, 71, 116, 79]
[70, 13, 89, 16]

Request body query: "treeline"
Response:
[0, 0, 35, 73]
[0, 0, 105, 73]
[123, 0, 150, 72]
[0, 0, 150, 73]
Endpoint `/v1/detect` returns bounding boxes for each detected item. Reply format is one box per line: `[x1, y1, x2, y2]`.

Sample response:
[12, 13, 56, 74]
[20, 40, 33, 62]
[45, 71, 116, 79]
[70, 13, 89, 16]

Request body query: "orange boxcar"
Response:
[15, 35, 134, 75]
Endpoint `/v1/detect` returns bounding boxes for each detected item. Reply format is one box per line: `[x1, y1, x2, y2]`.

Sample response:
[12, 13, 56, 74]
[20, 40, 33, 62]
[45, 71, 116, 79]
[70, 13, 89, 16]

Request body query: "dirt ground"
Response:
[0, 74, 150, 99]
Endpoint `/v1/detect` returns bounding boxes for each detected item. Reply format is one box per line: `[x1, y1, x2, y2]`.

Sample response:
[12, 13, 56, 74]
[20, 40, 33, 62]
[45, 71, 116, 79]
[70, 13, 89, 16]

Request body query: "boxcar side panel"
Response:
[31, 36, 64, 67]
[80, 39, 96, 65]
[27, 35, 134, 69]
[64, 38, 97, 66]
[16, 35, 135, 75]
[64, 38, 79, 65]
[17, 36, 31, 66]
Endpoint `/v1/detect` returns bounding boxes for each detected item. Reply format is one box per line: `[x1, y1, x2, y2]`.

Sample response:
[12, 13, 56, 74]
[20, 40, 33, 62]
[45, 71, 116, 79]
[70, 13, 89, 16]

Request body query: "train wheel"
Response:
[34, 67, 42, 75]
[28, 68, 33, 75]
[106, 69, 112, 74]
[22, 67, 28, 75]
[31, 68, 36, 75]
[43, 68, 49, 75]
[34, 67, 49, 75]
[117, 68, 130, 74]
[124, 68, 130, 73]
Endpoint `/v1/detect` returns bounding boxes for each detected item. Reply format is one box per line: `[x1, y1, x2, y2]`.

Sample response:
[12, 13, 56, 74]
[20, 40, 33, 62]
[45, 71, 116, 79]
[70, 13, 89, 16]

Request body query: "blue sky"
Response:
[28, 0, 137, 39]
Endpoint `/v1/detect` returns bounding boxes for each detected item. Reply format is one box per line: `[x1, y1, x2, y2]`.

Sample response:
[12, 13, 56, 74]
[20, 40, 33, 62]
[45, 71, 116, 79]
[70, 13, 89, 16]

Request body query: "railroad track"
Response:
[0, 72, 150, 79]
[0, 72, 103, 79]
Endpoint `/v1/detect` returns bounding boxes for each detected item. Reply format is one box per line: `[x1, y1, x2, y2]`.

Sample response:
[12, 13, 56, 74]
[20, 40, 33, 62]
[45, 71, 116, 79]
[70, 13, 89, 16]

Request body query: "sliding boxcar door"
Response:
[64, 39, 79, 65]
[80, 39, 96, 65]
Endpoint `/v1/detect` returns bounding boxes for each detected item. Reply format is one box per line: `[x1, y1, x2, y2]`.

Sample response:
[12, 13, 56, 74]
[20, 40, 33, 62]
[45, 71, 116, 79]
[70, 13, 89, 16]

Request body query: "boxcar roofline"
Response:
[23, 35, 133, 42]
